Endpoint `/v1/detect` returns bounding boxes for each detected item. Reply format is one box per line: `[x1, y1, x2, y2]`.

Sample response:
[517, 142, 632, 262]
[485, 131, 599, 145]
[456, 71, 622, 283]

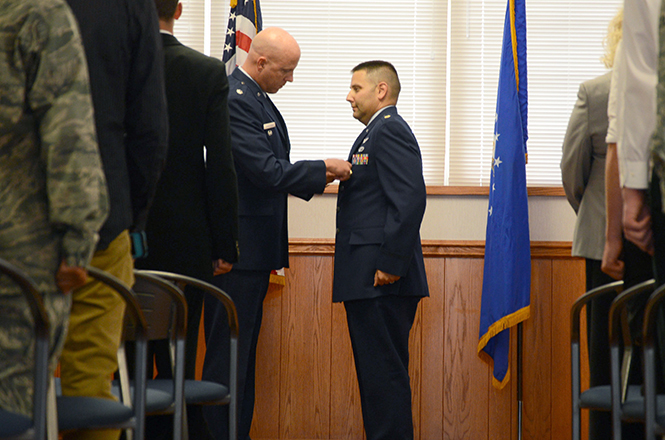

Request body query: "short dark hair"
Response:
[154, 0, 179, 20]
[351, 60, 401, 99]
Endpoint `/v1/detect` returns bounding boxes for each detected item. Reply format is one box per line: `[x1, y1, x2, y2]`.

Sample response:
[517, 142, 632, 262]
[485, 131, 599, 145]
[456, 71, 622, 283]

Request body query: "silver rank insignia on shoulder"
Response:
[358, 146, 365, 152]
[236, 89, 244, 95]
[384, 114, 391, 119]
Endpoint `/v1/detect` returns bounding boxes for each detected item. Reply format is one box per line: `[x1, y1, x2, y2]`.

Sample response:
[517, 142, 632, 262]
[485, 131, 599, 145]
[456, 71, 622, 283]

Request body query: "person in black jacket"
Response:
[58, 1, 168, 439]
[137, 1, 240, 437]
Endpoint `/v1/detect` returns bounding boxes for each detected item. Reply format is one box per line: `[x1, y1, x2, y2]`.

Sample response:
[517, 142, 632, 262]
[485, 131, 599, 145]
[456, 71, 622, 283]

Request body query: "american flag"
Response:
[223, 0, 263, 75]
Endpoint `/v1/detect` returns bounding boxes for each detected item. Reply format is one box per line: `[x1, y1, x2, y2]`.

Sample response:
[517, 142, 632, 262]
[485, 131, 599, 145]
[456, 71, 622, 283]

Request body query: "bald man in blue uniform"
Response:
[202, 27, 352, 440]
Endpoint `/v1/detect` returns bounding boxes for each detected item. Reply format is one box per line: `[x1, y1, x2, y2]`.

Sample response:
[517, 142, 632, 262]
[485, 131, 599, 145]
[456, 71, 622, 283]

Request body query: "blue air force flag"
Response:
[223, 0, 262, 75]
[477, 0, 531, 390]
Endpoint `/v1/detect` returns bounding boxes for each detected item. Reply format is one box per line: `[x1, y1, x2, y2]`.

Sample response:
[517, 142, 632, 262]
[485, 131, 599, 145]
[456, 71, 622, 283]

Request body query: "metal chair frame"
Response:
[643, 283, 665, 440]
[0, 258, 50, 440]
[609, 279, 656, 440]
[571, 280, 623, 440]
[131, 270, 238, 440]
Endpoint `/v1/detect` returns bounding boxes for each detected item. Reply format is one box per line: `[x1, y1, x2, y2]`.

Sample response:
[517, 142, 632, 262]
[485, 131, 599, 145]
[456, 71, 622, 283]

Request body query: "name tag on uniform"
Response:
[263, 122, 276, 130]
[352, 154, 369, 165]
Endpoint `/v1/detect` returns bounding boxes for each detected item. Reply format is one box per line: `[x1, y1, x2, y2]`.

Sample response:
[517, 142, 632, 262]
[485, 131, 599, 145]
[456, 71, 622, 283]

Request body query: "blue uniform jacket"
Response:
[228, 68, 327, 271]
[333, 107, 429, 302]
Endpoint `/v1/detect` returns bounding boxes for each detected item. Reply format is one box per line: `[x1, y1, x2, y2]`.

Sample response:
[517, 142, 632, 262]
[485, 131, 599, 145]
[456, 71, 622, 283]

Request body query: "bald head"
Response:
[243, 27, 301, 94]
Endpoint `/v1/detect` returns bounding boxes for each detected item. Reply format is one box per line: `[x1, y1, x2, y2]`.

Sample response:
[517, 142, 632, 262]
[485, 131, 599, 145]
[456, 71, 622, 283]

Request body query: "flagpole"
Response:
[517, 322, 523, 440]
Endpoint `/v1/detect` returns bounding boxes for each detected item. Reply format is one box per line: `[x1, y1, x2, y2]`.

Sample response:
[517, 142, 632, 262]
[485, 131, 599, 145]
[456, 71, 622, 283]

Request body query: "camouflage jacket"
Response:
[0, 0, 109, 292]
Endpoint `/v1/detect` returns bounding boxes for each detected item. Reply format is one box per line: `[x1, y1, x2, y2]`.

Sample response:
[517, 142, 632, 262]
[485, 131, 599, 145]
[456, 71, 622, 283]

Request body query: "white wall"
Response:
[288, 194, 576, 241]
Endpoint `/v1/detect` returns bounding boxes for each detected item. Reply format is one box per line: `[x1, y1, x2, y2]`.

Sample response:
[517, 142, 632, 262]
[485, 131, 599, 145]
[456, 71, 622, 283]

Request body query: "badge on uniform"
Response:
[264, 121, 276, 136]
[352, 153, 368, 165]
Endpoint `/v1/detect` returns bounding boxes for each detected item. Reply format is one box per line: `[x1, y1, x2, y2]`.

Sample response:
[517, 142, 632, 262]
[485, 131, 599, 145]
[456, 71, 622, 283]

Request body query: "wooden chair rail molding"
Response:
[324, 185, 566, 197]
[289, 238, 574, 259]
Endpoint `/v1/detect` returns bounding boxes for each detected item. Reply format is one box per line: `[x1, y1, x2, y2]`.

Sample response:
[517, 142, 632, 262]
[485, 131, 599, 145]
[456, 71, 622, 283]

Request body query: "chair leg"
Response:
[46, 379, 58, 440]
[116, 345, 134, 440]
[180, 404, 188, 440]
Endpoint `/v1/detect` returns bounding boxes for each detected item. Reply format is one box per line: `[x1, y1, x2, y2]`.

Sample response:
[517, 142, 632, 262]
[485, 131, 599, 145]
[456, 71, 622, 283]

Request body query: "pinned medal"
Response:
[352, 154, 369, 165]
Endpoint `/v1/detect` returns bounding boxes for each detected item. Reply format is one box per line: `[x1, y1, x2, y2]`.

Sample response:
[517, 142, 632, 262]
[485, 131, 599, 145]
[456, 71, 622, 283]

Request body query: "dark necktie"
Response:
[266, 95, 290, 153]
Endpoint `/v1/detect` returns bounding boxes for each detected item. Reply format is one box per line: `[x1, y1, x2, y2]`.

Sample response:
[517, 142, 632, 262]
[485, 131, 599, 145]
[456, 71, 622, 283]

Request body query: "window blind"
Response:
[172, 0, 622, 187]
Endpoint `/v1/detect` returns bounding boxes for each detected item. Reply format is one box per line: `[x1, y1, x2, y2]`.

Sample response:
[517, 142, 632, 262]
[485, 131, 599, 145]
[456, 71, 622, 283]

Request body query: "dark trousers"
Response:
[649, 173, 665, 394]
[202, 269, 271, 440]
[344, 295, 421, 440]
[585, 251, 651, 440]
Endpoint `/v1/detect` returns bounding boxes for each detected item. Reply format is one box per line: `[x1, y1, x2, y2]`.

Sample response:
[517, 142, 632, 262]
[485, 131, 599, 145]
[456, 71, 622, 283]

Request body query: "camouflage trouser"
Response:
[0, 289, 70, 417]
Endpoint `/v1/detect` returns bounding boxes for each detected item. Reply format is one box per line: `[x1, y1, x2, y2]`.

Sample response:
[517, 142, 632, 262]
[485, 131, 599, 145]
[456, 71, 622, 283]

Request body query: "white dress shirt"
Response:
[606, 41, 623, 144]
[618, 0, 660, 189]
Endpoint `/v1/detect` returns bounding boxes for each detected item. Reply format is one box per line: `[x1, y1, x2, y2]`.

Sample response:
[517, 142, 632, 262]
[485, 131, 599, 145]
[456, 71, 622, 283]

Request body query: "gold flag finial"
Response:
[230, 0, 237, 8]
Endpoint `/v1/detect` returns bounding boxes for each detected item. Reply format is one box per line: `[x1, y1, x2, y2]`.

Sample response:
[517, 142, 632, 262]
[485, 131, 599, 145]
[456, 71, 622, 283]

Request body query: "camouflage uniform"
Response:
[0, 0, 109, 417]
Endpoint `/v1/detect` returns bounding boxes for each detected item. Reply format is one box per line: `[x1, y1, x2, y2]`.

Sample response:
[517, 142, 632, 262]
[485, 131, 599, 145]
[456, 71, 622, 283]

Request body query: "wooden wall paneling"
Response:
[522, 260, 553, 440]
[278, 256, 333, 439]
[252, 282, 285, 439]
[419, 258, 446, 440]
[409, 301, 423, 440]
[487, 326, 517, 440]
[443, 258, 490, 439]
[551, 259, 586, 440]
[510, 326, 519, 440]
[580, 296, 590, 440]
[329, 302, 366, 440]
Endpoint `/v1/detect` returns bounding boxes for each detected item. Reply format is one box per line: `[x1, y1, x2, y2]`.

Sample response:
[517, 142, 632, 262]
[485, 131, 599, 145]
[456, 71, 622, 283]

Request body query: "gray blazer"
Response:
[561, 72, 612, 260]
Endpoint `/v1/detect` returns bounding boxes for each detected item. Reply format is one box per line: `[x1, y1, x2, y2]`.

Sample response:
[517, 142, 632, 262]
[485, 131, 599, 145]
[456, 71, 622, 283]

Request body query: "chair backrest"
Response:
[609, 279, 656, 439]
[570, 280, 623, 440]
[642, 282, 665, 440]
[130, 271, 188, 438]
[0, 258, 50, 440]
[129, 274, 186, 342]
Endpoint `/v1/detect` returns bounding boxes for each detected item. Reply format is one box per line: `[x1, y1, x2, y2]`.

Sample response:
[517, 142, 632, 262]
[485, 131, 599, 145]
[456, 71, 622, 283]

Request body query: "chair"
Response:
[130, 270, 238, 440]
[642, 282, 665, 440]
[571, 280, 623, 440]
[49, 266, 149, 440]
[609, 279, 656, 440]
[0, 258, 50, 440]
